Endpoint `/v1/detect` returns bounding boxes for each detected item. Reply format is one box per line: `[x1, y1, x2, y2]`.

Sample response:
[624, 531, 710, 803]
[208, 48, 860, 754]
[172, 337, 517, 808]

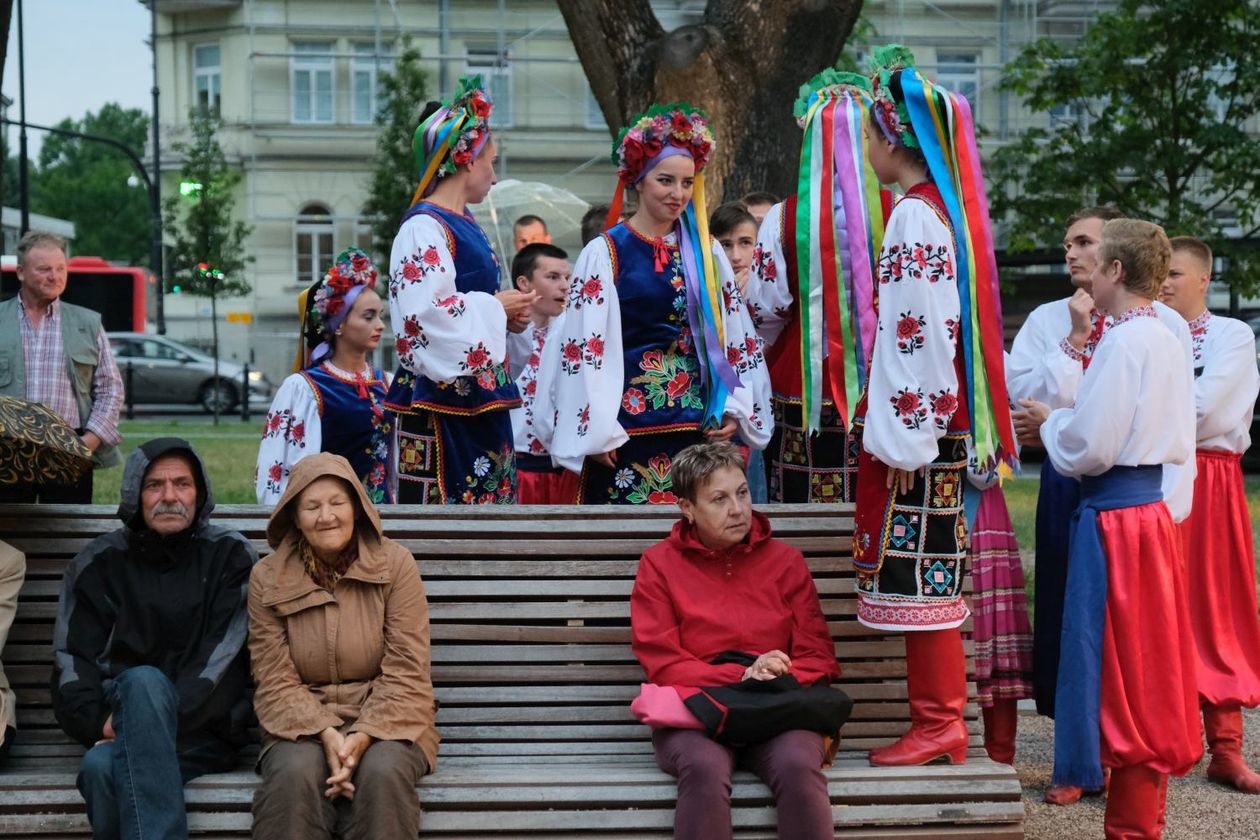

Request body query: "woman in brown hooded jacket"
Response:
[249, 452, 438, 839]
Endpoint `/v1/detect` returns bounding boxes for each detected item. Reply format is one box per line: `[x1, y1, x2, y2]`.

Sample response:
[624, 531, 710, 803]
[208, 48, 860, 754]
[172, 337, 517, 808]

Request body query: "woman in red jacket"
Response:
[630, 441, 840, 840]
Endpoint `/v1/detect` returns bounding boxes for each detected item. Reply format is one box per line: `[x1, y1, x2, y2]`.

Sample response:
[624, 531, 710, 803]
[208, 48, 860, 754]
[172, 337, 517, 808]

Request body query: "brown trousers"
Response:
[252, 739, 429, 840]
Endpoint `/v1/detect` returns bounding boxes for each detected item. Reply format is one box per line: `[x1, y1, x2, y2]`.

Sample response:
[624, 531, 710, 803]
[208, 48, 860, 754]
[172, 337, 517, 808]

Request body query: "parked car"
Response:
[108, 332, 274, 413]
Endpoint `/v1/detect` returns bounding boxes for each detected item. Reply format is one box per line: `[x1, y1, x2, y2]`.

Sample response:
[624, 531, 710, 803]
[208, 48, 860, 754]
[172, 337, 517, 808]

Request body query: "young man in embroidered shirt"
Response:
[506, 243, 578, 503]
[1159, 235, 1260, 795]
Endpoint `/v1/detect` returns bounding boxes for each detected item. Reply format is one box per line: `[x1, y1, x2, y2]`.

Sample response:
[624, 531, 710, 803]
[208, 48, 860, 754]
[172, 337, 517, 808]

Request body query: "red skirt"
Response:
[1098, 502, 1202, 774]
[1177, 449, 1260, 708]
[518, 467, 580, 505]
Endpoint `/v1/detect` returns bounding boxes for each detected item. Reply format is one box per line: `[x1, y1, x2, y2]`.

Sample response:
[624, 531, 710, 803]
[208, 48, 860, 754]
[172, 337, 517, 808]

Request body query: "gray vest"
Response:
[0, 296, 121, 468]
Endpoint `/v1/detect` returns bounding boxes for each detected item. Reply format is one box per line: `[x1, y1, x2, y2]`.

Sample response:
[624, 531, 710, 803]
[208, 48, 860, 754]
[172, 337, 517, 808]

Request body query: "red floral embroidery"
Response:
[622, 387, 647, 415]
[560, 339, 584, 375]
[891, 387, 928, 429]
[401, 261, 422, 281]
[929, 389, 958, 430]
[666, 372, 691, 399]
[896, 311, 927, 355]
[421, 246, 441, 266]
[289, 421, 306, 443]
[727, 345, 742, 366]
[268, 462, 283, 482]
[583, 334, 605, 370]
[648, 490, 678, 505]
[463, 342, 492, 372]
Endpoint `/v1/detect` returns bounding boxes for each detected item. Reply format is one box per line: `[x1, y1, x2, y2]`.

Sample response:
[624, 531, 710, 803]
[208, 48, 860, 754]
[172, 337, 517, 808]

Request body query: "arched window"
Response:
[295, 203, 334, 286]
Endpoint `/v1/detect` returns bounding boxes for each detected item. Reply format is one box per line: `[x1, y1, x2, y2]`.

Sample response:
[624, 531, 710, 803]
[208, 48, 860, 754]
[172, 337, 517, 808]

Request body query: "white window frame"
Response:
[465, 46, 514, 129]
[295, 204, 336, 288]
[193, 42, 221, 114]
[351, 43, 391, 125]
[291, 42, 335, 125]
[936, 52, 980, 110]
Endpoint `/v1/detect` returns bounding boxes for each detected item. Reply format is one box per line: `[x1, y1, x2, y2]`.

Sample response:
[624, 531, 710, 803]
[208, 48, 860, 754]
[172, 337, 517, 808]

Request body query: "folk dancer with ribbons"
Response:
[534, 104, 771, 503]
[257, 248, 395, 505]
[383, 76, 538, 504]
[746, 69, 887, 504]
[1017, 219, 1200, 839]
[1158, 235, 1260, 795]
[852, 45, 1018, 767]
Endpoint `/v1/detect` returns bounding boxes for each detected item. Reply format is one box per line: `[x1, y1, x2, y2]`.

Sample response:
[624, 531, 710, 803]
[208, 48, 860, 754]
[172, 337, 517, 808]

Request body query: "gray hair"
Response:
[671, 441, 747, 502]
[17, 230, 68, 265]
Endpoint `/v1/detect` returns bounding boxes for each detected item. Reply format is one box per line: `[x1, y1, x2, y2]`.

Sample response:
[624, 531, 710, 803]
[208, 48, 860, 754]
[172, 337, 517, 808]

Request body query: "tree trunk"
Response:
[558, 0, 863, 205]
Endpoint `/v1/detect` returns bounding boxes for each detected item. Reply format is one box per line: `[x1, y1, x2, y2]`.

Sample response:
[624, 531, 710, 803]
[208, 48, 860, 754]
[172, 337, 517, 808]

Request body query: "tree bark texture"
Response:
[558, 0, 863, 204]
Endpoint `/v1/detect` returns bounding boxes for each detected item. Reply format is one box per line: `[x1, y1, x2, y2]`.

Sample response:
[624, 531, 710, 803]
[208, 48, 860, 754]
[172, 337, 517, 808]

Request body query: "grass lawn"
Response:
[92, 420, 263, 505]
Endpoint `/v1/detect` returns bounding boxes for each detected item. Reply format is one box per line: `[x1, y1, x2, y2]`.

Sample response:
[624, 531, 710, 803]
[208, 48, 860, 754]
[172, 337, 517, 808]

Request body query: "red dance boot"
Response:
[982, 698, 1018, 765]
[870, 628, 969, 766]
[1104, 765, 1166, 840]
[1203, 704, 1260, 793]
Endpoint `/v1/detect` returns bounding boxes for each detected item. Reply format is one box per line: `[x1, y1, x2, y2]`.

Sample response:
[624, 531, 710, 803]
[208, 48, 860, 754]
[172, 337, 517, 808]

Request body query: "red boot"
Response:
[870, 628, 969, 766]
[1104, 765, 1166, 839]
[1203, 704, 1260, 793]
[982, 698, 1018, 764]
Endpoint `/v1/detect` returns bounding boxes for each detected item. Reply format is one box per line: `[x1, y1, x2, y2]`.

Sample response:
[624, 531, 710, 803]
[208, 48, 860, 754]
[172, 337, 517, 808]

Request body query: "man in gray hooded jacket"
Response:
[52, 437, 256, 839]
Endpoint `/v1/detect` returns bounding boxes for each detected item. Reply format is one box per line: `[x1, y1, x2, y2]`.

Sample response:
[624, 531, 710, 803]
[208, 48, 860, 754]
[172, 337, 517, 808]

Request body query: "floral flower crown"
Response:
[868, 44, 920, 150]
[611, 103, 715, 182]
[443, 75, 494, 174]
[306, 248, 378, 340]
[793, 68, 872, 128]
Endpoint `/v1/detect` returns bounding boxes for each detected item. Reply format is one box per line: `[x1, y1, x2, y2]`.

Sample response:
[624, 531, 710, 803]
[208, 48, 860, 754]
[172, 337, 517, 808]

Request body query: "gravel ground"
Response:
[1017, 707, 1260, 839]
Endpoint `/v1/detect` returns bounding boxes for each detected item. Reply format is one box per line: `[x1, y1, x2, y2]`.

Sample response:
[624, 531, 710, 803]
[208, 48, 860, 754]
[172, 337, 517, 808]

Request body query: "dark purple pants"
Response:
[651, 728, 833, 840]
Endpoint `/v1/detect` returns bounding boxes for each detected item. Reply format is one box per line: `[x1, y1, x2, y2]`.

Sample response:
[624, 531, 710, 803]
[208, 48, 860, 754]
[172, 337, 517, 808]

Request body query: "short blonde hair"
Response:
[16, 230, 67, 265]
[1099, 219, 1171, 299]
[670, 441, 746, 502]
[1169, 235, 1213, 275]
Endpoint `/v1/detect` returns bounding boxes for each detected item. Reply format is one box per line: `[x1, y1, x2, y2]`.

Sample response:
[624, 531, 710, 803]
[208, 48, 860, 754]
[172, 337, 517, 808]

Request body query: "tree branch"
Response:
[557, 0, 663, 132]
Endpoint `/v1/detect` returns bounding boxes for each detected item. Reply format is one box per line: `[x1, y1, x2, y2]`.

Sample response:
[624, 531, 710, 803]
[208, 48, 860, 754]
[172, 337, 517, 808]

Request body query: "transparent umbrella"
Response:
[469, 180, 591, 285]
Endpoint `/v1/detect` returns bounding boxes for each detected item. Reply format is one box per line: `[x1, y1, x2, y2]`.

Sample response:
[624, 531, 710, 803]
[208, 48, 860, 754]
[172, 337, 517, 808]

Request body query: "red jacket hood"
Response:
[665, 509, 773, 558]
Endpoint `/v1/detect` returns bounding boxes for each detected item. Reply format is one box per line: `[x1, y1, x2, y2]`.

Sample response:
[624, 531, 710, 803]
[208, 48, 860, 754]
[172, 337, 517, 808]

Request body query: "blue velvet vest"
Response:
[300, 364, 394, 504]
[386, 201, 520, 415]
[603, 223, 704, 435]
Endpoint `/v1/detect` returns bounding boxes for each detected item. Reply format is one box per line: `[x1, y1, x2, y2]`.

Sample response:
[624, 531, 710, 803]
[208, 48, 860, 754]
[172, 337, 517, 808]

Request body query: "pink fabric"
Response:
[630, 684, 705, 730]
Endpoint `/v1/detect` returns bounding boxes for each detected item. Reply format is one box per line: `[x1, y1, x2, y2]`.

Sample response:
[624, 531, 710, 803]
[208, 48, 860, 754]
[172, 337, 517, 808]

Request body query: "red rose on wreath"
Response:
[401, 261, 422, 281]
[666, 372, 691, 399]
[268, 463, 283, 482]
[895, 390, 921, 416]
[648, 490, 679, 505]
[897, 316, 921, 339]
[325, 298, 345, 318]
[671, 112, 692, 133]
[465, 344, 491, 370]
[421, 247, 441, 266]
[562, 341, 583, 364]
[470, 95, 491, 118]
[453, 148, 473, 167]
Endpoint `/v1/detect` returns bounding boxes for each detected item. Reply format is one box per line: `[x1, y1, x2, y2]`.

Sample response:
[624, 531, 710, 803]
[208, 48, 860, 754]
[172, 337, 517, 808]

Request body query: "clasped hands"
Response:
[743, 649, 792, 682]
[319, 727, 373, 801]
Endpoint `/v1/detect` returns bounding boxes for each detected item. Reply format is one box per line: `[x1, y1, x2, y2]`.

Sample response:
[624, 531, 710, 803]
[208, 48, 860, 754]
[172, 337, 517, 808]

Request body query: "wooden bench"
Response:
[0, 503, 1024, 838]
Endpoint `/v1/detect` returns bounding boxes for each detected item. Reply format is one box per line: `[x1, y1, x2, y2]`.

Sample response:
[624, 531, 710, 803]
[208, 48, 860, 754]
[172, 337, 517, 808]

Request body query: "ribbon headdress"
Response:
[791, 68, 885, 435]
[606, 104, 738, 429]
[409, 75, 494, 207]
[868, 45, 1017, 470]
[294, 247, 379, 372]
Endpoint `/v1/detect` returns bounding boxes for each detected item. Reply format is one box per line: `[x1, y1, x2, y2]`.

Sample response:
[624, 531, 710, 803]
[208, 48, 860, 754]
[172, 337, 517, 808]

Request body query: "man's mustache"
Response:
[150, 502, 190, 518]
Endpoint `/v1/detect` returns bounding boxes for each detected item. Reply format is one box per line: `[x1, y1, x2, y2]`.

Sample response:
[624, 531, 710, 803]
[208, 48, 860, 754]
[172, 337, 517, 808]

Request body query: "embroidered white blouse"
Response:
[509, 320, 555, 457]
[1041, 313, 1194, 492]
[1186, 311, 1259, 453]
[533, 233, 773, 475]
[388, 214, 508, 382]
[746, 200, 792, 346]
[861, 193, 962, 472]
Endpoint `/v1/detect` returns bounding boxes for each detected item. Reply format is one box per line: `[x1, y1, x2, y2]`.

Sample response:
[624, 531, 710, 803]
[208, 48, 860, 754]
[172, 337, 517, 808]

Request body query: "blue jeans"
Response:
[746, 447, 768, 504]
[77, 666, 235, 840]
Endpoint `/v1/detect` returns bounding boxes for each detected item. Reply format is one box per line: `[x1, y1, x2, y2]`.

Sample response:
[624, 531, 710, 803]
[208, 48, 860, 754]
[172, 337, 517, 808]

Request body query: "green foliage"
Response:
[31, 103, 151, 264]
[362, 38, 430, 264]
[991, 0, 1260, 294]
[162, 108, 252, 299]
[834, 15, 878, 74]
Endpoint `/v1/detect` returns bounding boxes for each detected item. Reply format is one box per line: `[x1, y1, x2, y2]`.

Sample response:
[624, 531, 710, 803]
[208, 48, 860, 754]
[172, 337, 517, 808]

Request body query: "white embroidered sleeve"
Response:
[1006, 303, 1083, 409]
[255, 373, 323, 504]
[1196, 321, 1260, 441]
[746, 203, 793, 346]
[533, 239, 627, 474]
[388, 214, 508, 383]
[1041, 339, 1141, 478]
[861, 200, 962, 472]
[713, 243, 773, 449]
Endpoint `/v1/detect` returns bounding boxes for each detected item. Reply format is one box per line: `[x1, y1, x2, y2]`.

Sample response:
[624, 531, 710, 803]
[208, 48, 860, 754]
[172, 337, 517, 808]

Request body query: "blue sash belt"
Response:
[1052, 464, 1162, 788]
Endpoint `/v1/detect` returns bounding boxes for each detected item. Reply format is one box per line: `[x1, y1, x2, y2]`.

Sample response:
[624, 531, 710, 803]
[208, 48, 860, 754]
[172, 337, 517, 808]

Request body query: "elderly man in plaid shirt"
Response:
[0, 230, 124, 503]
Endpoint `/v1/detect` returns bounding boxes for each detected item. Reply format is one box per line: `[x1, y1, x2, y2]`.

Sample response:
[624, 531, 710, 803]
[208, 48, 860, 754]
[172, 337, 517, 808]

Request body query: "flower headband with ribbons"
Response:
[867, 44, 1016, 471]
[790, 68, 885, 436]
[294, 247, 379, 372]
[409, 75, 494, 207]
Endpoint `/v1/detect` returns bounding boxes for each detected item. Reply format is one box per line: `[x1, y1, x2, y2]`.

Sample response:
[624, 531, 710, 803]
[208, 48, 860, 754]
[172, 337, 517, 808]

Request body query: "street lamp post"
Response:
[150, 0, 165, 334]
[17, 0, 29, 234]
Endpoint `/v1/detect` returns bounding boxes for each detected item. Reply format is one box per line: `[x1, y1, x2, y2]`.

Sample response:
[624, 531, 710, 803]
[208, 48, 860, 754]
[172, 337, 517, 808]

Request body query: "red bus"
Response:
[1, 256, 148, 332]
